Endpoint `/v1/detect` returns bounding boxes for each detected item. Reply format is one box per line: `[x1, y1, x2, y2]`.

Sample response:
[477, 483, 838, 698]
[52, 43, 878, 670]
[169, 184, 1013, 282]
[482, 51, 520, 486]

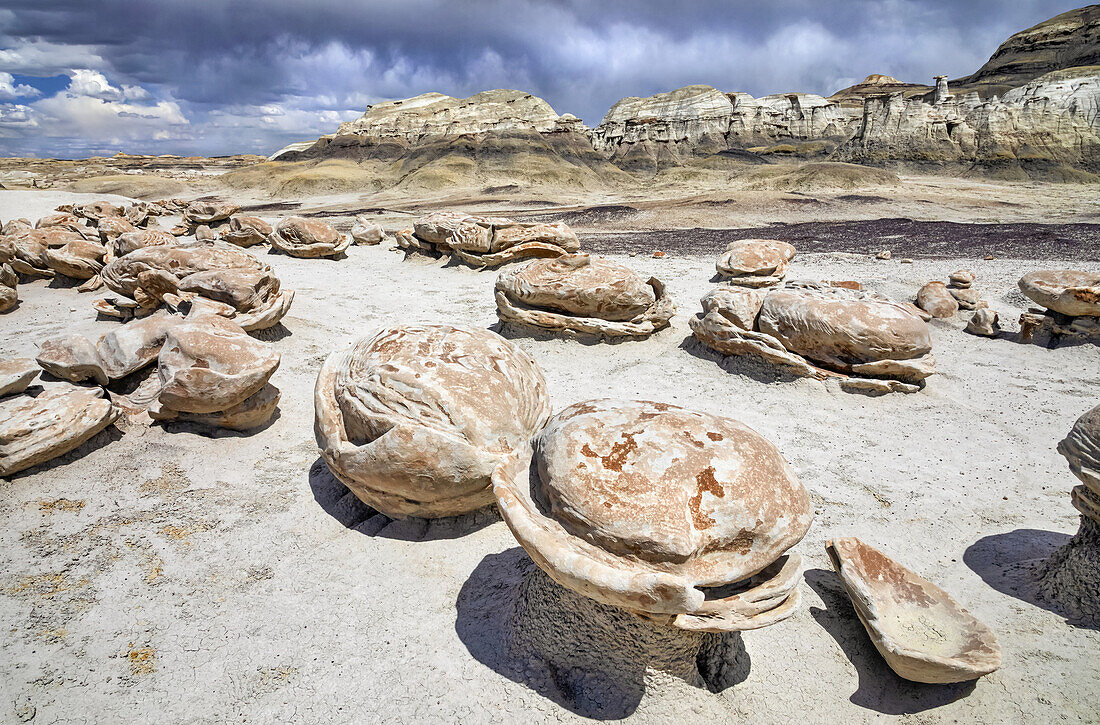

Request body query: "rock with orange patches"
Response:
[495, 254, 674, 338]
[494, 398, 812, 631]
[315, 324, 551, 519]
[827, 537, 1002, 683]
[715, 239, 796, 287]
[1019, 269, 1100, 317]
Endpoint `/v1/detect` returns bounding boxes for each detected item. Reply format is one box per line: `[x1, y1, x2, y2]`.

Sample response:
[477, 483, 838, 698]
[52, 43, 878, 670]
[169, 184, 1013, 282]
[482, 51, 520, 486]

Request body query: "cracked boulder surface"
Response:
[494, 398, 811, 631]
[495, 253, 674, 338]
[97, 239, 294, 331]
[269, 216, 350, 258]
[315, 324, 551, 519]
[405, 210, 580, 267]
[715, 239, 796, 288]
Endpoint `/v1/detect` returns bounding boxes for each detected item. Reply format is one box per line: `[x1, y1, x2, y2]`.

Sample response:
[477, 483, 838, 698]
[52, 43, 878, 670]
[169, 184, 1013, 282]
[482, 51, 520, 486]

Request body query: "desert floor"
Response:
[0, 178, 1098, 724]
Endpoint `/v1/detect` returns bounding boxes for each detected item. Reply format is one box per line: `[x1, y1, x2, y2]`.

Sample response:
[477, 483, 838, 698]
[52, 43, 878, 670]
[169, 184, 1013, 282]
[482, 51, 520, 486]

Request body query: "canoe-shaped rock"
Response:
[315, 325, 551, 519]
[494, 398, 812, 631]
[270, 216, 350, 258]
[826, 537, 1002, 684]
[1019, 270, 1100, 318]
[0, 383, 121, 477]
[495, 254, 674, 338]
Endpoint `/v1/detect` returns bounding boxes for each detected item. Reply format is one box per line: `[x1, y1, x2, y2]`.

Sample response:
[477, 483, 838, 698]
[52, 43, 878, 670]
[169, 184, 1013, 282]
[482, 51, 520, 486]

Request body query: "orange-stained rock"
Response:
[315, 324, 551, 519]
[1019, 269, 1100, 317]
[827, 537, 1002, 683]
[494, 398, 812, 631]
[410, 210, 580, 266]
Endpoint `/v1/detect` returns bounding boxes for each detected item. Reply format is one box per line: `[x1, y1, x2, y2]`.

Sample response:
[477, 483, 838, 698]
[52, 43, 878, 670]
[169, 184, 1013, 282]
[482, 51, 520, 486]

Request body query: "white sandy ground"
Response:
[0, 190, 1098, 724]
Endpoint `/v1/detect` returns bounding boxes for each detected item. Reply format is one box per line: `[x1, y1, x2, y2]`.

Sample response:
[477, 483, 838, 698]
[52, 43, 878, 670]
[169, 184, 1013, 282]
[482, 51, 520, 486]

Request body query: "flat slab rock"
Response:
[494, 398, 811, 631]
[0, 383, 121, 477]
[826, 537, 1002, 684]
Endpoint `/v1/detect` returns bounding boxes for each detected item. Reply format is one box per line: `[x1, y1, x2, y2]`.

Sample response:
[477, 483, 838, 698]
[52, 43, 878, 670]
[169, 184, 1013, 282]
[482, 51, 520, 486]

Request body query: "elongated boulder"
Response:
[270, 216, 350, 258]
[1019, 270, 1100, 317]
[408, 211, 580, 266]
[7, 228, 86, 277]
[494, 398, 812, 631]
[98, 240, 293, 330]
[96, 216, 136, 243]
[0, 383, 121, 477]
[315, 325, 551, 519]
[495, 254, 674, 338]
[112, 229, 178, 258]
[73, 201, 123, 223]
[715, 239, 796, 287]
[220, 216, 273, 247]
[691, 282, 934, 392]
[916, 281, 959, 318]
[45, 238, 107, 279]
[827, 537, 1002, 683]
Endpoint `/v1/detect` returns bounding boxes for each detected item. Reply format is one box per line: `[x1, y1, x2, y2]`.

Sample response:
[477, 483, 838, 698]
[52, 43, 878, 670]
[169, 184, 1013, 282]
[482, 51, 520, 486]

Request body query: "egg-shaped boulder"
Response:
[494, 398, 812, 631]
[715, 239, 796, 287]
[495, 254, 674, 338]
[315, 325, 551, 519]
[1019, 270, 1100, 318]
[270, 216, 350, 258]
[220, 216, 273, 248]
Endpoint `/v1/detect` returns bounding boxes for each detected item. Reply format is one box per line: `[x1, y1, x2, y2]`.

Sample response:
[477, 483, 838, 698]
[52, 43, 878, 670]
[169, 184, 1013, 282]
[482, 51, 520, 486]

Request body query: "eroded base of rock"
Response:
[1038, 516, 1100, 624]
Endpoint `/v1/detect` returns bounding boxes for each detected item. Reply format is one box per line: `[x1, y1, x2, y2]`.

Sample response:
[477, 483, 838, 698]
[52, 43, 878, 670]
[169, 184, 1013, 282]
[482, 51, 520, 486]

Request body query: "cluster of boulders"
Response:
[1018, 269, 1100, 343]
[397, 210, 580, 267]
[313, 323, 1001, 683]
[691, 279, 936, 394]
[494, 253, 674, 338]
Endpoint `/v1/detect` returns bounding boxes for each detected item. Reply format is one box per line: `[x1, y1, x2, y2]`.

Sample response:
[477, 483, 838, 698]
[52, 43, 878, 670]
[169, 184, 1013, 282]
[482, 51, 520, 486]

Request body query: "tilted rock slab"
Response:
[97, 240, 294, 330]
[111, 229, 179, 258]
[495, 254, 674, 338]
[0, 383, 121, 477]
[827, 537, 1002, 683]
[1039, 403, 1100, 623]
[45, 238, 107, 280]
[0, 241, 18, 313]
[315, 325, 551, 519]
[1019, 269, 1100, 317]
[494, 399, 812, 631]
[691, 282, 935, 393]
[715, 239, 796, 287]
[270, 216, 350, 258]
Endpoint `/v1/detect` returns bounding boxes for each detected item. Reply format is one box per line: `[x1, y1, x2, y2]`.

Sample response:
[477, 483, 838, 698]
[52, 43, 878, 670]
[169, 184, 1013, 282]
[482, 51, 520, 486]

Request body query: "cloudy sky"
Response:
[0, 0, 1085, 158]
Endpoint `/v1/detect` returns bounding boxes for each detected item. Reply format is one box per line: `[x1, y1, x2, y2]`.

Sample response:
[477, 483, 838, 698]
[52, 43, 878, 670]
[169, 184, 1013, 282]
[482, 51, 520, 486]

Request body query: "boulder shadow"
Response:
[249, 322, 293, 342]
[805, 568, 978, 715]
[678, 333, 808, 385]
[159, 407, 282, 438]
[490, 320, 662, 347]
[962, 528, 1096, 630]
[306, 456, 498, 541]
[455, 548, 750, 720]
[47, 275, 83, 289]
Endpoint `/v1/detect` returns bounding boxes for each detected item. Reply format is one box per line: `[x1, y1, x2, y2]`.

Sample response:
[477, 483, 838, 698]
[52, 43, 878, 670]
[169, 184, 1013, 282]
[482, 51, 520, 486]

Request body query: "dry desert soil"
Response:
[0, 173, 1098, 724]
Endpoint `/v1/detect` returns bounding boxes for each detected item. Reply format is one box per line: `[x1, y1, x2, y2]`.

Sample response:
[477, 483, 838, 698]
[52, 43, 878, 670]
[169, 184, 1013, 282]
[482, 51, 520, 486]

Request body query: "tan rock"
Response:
[270, 216, 350, 258]
[410, 211, 580, 267]
[495, 254, 674, 338]
[96, 216, 136, 243]
[220, 216, 273, 247]
[876, 250, 891, 260]
[0, 383, 121, 477]
[184, 201, 240, 227]
[916, 281, 959, 318]
[45, 238, 107, 280]
[0, 358, 38, 397]
[315, 324, 551, 519]
[494, 398, 812, 631]
[194, 225, 216, 242]
[37, 311, 181, 385]
[350, 216, 384, 245]
[949, 286, 982, 310]
[6, 228, 84, 277]
[965, 308, 1000, 337]
[99, 240, 294, 330]
[716, 239, 796, 286]
[948, 269, 975, 288]
[73, 201, 123, 223]
[700, 286, 765, 330]
[827, 537, 1002, 683]
[0, 269, 16, 313]
[1018, 269, 1100, 317]
[112, 229, 178, 258]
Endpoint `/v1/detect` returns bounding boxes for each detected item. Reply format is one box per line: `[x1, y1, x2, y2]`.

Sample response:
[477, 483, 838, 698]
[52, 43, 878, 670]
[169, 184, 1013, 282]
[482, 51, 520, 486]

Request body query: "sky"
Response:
[0, 0, 1087, 159]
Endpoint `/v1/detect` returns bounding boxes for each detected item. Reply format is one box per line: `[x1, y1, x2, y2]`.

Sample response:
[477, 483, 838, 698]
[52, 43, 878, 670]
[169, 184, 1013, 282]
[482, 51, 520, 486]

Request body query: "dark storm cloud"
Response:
[0, 0, 1087, 157]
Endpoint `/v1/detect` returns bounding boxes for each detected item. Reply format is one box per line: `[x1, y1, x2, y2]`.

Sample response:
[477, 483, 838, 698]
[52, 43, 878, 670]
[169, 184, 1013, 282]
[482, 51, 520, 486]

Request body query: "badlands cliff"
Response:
[270, 5, 1100, 182]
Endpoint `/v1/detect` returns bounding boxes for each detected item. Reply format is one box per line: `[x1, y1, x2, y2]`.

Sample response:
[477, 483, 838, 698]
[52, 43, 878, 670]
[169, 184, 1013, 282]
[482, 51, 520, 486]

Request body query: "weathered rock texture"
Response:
[690, 282, 935, 394]
[37, 311, 181, 385]
[715, 239, 796, 287]
[1019, 269, 1100, 317]
[315, 325, 551, 519]
[97, 240, 294, 330]
[916, 281, 960, 318]
[270, 216, 350, 258]
[403, 211, 580, 267]
[495, 254, 674, 338]
[351, 216, 383, 245]
[220, 216, 272, 248]
[826, 537, 1002, 683]
[1039, 403, 1100, 623]
[0, 358, 38, 397]
[0, 382, 120, 477]
[494, 398, 811, 631]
